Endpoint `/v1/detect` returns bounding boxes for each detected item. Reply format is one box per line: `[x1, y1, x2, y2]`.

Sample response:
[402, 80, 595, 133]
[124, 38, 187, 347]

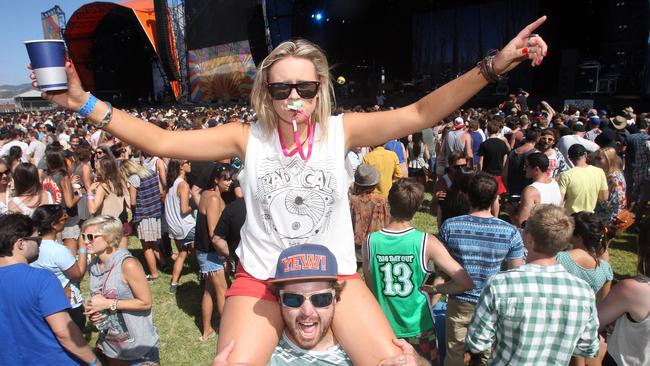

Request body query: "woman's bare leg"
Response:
[216, 296, 283, 366]
[171, 248, 188, 285]
[332, 278, 401, 365]
[142, 241, 159, 278]
[201, 275, 216, 337]
[212, 269, 228, 315]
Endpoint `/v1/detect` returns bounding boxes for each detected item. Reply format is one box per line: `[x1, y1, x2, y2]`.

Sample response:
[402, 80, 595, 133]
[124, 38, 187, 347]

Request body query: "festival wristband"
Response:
[78, 248, 87, 254]
[88, 358, 98, 366]
[77, 93, 98, 118]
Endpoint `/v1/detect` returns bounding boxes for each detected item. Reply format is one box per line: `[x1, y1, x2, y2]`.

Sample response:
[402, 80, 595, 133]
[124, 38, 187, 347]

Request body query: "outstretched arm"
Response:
[343, 17, 548, 149]
[32, 63, 248, 161]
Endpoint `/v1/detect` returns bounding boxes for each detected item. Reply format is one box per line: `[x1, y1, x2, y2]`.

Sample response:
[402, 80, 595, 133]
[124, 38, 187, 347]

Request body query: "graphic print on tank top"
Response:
[256, 156, 337, 245]
[97, 288, 133, 344]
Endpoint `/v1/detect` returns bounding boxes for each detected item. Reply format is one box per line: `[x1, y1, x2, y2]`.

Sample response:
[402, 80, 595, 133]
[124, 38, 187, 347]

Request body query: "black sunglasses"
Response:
[267, 81, 320, 100]
[280, 290, 334, 308]
[22, 236, 42, 246]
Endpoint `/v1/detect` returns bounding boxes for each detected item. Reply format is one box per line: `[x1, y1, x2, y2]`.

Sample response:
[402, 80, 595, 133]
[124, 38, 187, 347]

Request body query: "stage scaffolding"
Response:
[169, 0, 189, 102]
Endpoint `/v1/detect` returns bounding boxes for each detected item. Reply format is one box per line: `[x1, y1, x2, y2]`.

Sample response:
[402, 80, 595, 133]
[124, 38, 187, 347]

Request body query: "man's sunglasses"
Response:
[22, 236, 42, 246]
[280, 289, 334, 308]
[81, 233, 103, 242]
[540, 137, 555, 142]
[267, 81, 320, 100]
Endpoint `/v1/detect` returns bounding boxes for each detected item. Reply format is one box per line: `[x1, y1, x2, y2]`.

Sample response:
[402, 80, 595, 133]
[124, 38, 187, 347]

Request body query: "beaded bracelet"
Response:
[477, 49, 504, 83]
[77, 93, 98, 118]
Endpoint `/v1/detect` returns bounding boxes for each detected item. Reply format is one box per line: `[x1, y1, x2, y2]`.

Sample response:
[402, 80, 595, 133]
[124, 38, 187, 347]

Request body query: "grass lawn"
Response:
[80, 194, 640, 364]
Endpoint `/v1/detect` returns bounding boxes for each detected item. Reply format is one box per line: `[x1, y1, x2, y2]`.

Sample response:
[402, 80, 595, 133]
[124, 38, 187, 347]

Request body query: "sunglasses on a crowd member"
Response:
[267, 81, 320, 100]
[540, 137, 555, 143]
[81, 233, 103, 242]
[279, 289, 335, 308]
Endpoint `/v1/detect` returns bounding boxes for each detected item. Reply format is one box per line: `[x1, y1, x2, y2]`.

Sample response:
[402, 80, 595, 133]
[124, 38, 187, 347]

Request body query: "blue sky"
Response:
[0, 1, 91, 86]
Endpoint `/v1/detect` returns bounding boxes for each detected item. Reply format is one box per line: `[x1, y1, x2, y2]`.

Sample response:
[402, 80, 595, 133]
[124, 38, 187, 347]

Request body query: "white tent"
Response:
[13, 90, 55, 111]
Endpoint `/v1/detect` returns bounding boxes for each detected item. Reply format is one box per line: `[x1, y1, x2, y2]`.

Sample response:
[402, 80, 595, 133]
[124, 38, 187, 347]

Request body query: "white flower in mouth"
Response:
[288, 101, 302, 111]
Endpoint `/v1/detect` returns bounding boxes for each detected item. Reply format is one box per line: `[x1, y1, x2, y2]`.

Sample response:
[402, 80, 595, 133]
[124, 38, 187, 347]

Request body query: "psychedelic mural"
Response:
[188, 40, 257, 102]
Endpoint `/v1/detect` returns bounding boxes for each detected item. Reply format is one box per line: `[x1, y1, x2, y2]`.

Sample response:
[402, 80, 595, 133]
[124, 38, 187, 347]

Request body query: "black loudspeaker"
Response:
[185, 0, 259, 51]
[576, 64, 599, 94]
[557, 49, 578, 96]
[246, 2, 268, 65]
[154, 0, 179, 81]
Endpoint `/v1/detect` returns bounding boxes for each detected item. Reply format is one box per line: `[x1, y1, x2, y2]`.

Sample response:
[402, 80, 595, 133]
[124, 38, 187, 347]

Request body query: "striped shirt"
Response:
[130, 171, 162, 222]
[467, 263, 600, 365]
[438, 215, 524, 303]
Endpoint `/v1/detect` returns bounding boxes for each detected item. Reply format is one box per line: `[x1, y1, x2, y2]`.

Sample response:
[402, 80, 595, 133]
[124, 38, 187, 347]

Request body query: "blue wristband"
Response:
[88, 358, 98, 366]
[78, 248, 87, 254]
[77, 94, 98, 118]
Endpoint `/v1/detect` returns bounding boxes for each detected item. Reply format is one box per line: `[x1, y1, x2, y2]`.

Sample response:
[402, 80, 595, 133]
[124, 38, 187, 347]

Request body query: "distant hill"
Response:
[0, 83, 34, 99]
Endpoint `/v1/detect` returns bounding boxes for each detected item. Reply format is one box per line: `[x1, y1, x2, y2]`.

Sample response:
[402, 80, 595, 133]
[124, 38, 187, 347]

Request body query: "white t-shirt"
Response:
[90, 130, 103, 146]
[31, 239, 83, 308]
[58, 133, 70, 143]
[28, 139, 46, 165]
[237, 114, 356, 279]
[0, 140, 29, 162]
[558, 135, 600, 168]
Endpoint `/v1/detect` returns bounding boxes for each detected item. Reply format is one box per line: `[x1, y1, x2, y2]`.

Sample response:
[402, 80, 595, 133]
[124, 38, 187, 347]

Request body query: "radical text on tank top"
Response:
[237, 114, 355, 279]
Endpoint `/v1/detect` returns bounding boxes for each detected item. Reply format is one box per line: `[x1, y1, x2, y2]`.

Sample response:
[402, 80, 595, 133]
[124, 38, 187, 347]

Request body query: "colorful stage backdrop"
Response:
[42, 13, 62, 40]
[188, 40, 257, 103]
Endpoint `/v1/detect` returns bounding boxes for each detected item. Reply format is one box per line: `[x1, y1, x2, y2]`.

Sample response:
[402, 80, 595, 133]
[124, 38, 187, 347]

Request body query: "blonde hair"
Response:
[595, 147, 622, 176]
[82, 215, 123, 248]
[120, 159, 151, 180]
[525, 204, 574, 256]
[250, 39, 335, 140]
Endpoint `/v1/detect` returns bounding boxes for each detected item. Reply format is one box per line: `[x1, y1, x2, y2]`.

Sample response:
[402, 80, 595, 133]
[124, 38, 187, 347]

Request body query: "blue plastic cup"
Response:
[24, 39, 68, 91]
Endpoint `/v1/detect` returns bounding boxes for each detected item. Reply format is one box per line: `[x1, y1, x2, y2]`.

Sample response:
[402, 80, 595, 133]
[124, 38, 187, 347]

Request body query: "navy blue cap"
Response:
[270, 244, 338, 283]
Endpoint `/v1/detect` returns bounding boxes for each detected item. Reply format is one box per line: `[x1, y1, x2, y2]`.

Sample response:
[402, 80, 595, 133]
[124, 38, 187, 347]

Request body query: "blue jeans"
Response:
[196, 250, 225, 275]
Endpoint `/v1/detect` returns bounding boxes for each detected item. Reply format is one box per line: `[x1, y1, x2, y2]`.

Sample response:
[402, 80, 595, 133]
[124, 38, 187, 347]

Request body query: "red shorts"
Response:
[496, 176, 507, 195]
[225, 264, 361, 302]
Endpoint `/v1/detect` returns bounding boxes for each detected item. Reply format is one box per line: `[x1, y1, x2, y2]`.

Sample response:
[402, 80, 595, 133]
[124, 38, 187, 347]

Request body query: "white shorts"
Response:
[61, 224, 80, 240]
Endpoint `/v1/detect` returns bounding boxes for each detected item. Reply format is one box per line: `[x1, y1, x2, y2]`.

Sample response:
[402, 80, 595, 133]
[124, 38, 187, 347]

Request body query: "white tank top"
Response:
[164, 177, 196, 240]
[530, 180, 562, 205]
[237, 114, 355, 279]
[607, 276, 650, 366]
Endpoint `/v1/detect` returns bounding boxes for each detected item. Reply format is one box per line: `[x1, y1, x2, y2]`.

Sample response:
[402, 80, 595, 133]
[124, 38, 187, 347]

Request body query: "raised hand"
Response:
[28, 61, 88, 111]
[493, 16, 549, 74]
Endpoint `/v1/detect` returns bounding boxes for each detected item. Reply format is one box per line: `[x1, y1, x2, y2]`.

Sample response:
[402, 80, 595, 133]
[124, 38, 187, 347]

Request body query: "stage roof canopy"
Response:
[64, 0, 180, 100]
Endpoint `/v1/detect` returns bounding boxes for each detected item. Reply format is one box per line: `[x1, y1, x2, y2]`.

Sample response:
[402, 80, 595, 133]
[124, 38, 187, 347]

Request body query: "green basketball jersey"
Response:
[367, 227, 434, 338]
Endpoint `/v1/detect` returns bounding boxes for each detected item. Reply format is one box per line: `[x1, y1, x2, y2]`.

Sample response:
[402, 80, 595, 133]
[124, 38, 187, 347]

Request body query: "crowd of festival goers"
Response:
[1, 97, 649, 366]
